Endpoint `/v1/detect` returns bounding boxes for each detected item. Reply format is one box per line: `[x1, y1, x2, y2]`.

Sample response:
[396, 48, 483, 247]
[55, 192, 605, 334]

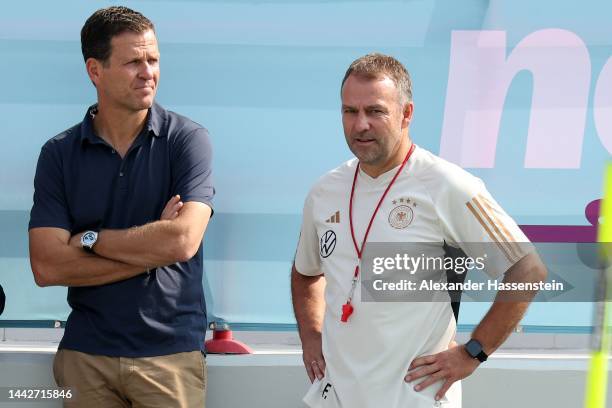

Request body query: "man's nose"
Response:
[354, 111, 370, 132]
[139, 62, 155, 80]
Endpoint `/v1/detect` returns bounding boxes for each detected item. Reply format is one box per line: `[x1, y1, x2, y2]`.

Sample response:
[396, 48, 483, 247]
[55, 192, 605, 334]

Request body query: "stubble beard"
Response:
[347, 135, 386, 166]
[121, 92, 155, 113]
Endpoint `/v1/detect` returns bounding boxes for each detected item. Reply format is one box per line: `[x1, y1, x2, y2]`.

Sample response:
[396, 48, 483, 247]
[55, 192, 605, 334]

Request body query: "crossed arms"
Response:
[29, 195, 212, 287]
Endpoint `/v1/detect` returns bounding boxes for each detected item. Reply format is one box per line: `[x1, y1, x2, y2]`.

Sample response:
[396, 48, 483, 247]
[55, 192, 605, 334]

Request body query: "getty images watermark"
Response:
[360, 242, 604, 302]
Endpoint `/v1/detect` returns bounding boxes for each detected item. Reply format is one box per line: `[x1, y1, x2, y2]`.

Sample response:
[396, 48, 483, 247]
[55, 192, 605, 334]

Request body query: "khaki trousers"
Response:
[53, 349, 206, 408]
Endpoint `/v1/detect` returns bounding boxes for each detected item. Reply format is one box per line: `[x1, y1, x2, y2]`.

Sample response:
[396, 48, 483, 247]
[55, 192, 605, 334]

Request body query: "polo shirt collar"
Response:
[80, 102, 165, 146]
[148, 102, 164, 137]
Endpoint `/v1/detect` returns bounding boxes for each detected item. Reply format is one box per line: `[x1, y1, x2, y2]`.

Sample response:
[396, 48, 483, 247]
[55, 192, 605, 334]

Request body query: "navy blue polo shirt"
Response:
[29, 102, 214, 357]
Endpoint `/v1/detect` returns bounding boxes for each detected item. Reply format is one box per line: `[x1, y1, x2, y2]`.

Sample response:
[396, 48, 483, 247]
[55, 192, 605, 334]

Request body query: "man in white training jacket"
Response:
[291, 53, 547, 408]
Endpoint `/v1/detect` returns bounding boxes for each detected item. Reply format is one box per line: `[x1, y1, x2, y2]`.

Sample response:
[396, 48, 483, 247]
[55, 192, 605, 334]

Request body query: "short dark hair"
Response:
[341, 53, 413, 104]
[81, 6, 155, 64]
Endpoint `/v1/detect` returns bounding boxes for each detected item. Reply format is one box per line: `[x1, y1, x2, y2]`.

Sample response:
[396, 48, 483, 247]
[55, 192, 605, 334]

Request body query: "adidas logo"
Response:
[326, 211, 340, 223]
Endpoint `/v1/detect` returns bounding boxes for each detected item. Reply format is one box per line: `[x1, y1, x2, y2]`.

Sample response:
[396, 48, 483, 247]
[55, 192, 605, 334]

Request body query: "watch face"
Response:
[466, 340, 482, 357]
[82, 231, 97, 246]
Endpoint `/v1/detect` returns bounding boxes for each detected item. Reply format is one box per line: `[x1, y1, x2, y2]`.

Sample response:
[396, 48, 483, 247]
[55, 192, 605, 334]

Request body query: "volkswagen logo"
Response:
[320, 230, 337, 258]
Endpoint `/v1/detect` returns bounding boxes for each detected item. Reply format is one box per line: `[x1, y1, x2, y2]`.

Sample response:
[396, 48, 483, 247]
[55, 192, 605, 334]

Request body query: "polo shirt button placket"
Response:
[118, 163, 129, 193]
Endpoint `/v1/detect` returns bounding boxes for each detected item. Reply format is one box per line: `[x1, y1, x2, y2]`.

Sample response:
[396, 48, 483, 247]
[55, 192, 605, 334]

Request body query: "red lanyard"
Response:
[341, 143, 416, 323]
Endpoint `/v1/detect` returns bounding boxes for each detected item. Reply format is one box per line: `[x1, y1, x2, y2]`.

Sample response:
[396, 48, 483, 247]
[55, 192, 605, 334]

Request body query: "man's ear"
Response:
[402, 102, 414, 129]
[85, 58, 103, 88]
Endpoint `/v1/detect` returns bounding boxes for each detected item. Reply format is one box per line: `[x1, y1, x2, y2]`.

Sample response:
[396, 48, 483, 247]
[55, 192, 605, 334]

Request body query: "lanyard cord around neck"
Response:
[341, 143, 416, 323]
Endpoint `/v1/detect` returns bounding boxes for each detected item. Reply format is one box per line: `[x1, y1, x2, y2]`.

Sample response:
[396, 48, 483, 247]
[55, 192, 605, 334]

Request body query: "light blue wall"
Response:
[0, 0, 607, 330]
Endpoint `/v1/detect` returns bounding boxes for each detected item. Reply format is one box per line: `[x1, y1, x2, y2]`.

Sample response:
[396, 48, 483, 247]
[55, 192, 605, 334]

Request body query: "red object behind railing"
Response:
[205, 322, 253, 354]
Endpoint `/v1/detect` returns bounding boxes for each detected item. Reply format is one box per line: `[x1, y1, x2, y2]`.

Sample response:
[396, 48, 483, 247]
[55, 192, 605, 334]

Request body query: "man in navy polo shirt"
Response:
[28, 7, 213, 407]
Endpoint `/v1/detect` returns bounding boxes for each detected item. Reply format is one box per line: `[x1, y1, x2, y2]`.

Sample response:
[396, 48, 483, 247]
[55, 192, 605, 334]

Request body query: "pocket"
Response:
[200, 352, 207, 392]
[52, 349, 64, 387]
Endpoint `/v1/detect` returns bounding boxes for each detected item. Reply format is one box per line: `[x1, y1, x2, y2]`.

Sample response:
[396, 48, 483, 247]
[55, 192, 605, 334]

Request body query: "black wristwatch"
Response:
[464, 339, 488, 362]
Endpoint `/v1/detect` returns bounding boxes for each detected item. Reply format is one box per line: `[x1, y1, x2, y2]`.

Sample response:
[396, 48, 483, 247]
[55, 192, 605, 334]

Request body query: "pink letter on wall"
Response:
[594, 57, 612, 153]
[440, 29, 590, 168]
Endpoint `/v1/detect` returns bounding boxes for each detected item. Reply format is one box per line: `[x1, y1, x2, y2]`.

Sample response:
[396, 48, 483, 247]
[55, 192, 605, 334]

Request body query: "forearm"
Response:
[94, 220, 193, 268]
[92, 202, 211, 268]
[471, 252, 547, 354]
[291, 264, 326, 343]
[471, 299, 530, 355]
[32, 244, 146, 287]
